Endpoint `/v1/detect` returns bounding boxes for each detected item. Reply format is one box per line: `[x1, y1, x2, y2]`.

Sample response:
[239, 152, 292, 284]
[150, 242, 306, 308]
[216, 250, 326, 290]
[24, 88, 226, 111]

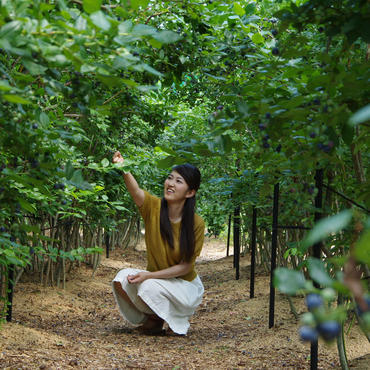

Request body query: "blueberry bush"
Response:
[0, 0, 369, 367]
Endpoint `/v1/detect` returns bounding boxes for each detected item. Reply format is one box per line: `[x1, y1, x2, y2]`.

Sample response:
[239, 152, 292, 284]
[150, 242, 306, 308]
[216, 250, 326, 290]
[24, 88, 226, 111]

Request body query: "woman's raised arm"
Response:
[112, 151, 145, 207]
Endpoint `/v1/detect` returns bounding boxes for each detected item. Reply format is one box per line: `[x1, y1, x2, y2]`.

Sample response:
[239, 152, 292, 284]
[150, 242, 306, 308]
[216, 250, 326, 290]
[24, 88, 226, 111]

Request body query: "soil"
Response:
[0, 237, 369, 369]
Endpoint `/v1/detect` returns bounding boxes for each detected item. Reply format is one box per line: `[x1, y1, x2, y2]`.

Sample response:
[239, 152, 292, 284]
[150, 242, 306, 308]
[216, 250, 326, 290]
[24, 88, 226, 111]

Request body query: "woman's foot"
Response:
[137, 314, 165, 335]
[166, 327, 185, 337]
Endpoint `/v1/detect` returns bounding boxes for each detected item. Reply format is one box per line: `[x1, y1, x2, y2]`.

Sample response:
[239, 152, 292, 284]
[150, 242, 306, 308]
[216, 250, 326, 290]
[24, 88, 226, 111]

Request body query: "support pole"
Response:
[250, 206, 257, 299]
[269, 183, 279, 328]
[6, 265, 14, 322]
[311, 169, 323, 370]
[105, 232, 110, 259]
[226, 214, 231, 257]
[233, 206, 240, 280]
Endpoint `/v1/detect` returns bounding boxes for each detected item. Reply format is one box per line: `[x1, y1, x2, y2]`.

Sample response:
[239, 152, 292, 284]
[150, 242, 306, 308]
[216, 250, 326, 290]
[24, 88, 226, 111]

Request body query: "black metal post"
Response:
[105, 232, 110, 259]
[233, 206, 240, 280]
[313, 168, 323, 259]
[311, 169, 323, 370]
[269, 183, 279, 328]
[250, 206, 257, 299]
[226, 214, 231, 257]
[6, 265, 14, 322]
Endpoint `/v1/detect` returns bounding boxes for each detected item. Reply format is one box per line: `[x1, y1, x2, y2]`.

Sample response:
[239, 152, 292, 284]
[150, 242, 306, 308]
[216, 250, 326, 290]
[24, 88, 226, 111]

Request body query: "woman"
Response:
[111, 151, 205, 335]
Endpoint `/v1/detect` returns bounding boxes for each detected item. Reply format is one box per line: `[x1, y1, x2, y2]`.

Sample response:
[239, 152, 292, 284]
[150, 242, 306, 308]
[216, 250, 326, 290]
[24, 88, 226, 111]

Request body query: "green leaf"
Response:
[22, 60, 47, 75]
[349, 105, 370, 126]
[307, 257, 334, 287]
[65, 161, 74, 180]
[148, 38, 162, 48]
[70, 169, 84, 185]
[274, 267, 306, 295]
[354, 229, 370, 265]
[83, 0, 102, 14]
[154, 31, 181, 44]
[302, 210, 353, 248]
[157, 156, 177, 169]
[17, 198, 36, 214]
[40, 112, 50, 126]
[132, 24, 156, 36]
[233, 2, 245, 16]
[90, 11, 111, 31]
[251, 32, 264, 44]
[101, 158, 109, 167]
[2, 94, 31, 104]
[0, 80, 12, 91]
[130, 0, 149, 10]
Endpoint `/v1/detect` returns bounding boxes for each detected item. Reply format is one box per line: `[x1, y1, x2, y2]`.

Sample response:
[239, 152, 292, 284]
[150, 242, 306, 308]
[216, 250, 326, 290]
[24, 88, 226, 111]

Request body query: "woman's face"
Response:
[164, 171, 195, 202]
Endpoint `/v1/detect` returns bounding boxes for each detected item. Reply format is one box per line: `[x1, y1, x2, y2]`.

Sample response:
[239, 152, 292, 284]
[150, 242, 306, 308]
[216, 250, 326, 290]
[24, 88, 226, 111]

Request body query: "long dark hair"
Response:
[160, 164, 201, 262]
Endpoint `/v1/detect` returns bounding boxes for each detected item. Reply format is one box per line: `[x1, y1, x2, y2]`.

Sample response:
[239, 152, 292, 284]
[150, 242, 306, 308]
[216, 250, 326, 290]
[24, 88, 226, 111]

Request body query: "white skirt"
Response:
[112, 268, 204, 335]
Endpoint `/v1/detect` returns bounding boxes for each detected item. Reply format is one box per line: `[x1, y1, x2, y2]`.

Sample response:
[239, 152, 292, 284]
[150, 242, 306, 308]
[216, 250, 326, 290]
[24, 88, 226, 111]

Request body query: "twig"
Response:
[145, 10, 170, 24]
[103, 90, 124, 105]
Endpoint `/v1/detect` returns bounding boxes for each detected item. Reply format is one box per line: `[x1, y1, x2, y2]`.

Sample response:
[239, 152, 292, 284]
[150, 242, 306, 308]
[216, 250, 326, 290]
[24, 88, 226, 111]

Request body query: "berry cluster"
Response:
[299, 292, 341, 343]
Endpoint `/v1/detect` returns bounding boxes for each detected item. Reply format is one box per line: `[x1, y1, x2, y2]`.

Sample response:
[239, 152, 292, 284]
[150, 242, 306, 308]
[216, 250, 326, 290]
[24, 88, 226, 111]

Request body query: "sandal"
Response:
[137, 315, 165, 335]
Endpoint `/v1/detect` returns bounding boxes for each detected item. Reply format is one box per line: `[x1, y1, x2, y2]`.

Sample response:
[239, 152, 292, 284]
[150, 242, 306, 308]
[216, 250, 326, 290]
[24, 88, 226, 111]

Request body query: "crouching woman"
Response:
[112, 151, 205, 335]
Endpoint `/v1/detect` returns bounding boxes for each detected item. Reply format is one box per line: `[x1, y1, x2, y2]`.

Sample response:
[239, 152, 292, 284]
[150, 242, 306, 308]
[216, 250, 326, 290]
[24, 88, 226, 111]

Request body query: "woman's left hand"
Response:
[127, 272, 151, 284]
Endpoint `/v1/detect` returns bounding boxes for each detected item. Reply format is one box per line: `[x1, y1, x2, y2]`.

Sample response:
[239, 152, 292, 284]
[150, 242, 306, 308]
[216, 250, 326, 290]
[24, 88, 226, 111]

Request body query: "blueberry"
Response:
[271, 29, 278, 37]
[317, 143, 325, 150]
[275, 144, 282, 153]
[299, 326, 318, 342]
[263, 134, 269, 140]
[272, 47, 279, 55]
[308, 186, 315, 195]
[10, 236, 16, 242]
[263, 142, 270, 149]
[317, 320, 340, 341]
[305, 293, 323, 311]
[0, 226, 6, 232]
[258, 124, 266, 130]
[30, 159, 39, 168]
[265, 112, 271, 119]
[322, 145, 331, 153]
[32, 123, 38, 129]
[313, 98, 320, 105]
[217, 105, 224, 110]
[310, 132, 316, 138]
[61, 200, 67, 205]
[54, 183, 65, 190]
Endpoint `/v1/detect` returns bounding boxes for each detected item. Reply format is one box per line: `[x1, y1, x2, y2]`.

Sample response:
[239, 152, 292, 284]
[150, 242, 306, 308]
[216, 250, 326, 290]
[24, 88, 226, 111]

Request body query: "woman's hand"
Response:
[127, 272, 152, 284]
[113, 151, 124, 164]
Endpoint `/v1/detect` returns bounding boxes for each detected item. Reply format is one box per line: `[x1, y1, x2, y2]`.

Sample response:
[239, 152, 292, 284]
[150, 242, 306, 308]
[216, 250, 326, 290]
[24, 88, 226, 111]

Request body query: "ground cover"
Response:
[0, 239, 368, 369]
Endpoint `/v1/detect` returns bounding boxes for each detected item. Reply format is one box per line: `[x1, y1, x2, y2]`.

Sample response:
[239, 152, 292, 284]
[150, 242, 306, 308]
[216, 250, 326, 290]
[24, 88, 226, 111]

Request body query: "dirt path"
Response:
[0, 239, 369, 369]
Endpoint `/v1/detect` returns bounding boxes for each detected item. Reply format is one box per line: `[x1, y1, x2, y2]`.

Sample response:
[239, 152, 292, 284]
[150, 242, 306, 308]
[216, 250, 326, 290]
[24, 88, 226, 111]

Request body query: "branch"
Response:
[145, 10, 170, 24]
[103, 90, 124, 105]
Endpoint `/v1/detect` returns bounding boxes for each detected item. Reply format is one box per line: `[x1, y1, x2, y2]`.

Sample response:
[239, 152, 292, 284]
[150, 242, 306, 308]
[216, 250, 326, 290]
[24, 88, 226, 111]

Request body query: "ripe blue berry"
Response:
[299, 326, 318, 342]
[305, 293, 323, 311]
[272, 47, 279, 56]
[317, 320, 340, 341]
